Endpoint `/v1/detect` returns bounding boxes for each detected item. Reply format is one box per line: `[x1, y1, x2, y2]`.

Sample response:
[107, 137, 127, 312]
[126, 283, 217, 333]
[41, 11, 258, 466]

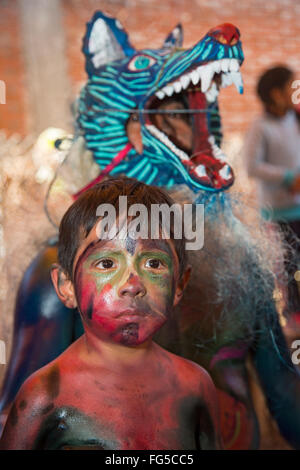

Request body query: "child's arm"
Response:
[0, 374, 48, 449]
[244, 120, 292, 185]
[197, 369, 223, 450]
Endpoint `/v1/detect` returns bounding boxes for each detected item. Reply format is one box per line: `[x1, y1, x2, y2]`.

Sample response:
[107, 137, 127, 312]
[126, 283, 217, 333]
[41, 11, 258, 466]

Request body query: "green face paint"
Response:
[73, 236, 179, 346]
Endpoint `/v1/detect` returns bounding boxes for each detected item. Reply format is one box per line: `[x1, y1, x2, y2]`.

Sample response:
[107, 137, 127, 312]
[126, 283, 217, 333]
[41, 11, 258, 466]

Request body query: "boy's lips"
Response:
[117, 309, 147, 319]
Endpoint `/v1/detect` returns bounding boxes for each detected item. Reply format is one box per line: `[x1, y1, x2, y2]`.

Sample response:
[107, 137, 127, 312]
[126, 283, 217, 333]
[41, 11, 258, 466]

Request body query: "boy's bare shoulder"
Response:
[12, 359, 63, 413]
[0, 346, 79, 449]
[156, 343, 214, 390]
[12, 338, 82, 410]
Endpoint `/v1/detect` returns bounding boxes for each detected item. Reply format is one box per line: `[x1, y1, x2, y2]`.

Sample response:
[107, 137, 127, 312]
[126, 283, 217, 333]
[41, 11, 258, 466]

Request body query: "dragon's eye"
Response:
[128, 55, 156, 72]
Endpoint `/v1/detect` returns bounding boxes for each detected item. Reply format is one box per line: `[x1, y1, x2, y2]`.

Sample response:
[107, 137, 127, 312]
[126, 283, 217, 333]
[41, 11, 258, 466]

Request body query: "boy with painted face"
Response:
[0, 178, 222, 450]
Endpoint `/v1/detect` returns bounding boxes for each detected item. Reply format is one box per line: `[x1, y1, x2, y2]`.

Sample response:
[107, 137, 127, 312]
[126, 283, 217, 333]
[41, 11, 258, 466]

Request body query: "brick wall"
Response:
[1, 0, 300, 137]
[0, 0, 27, 136]
[60, 0, 300, 136]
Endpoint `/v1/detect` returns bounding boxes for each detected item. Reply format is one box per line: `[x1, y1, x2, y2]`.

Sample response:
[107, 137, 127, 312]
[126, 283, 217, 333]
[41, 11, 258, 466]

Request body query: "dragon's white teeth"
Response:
[195, 165, 207, 178]
[229, 58, 239, 72]
[219, 164, 232, 180]
[190, 69, 200, 86]
[155, 90, 165, 99]
[205, 81, 219, 103]
[220, 69, 243, 94]
[231, 71, 244, 94]
[156, 58, 242, 100]
[178, 150, 189, 161]
[212, 61, 222, 74]
[173, 81, 182, 93]
[146, 123, 231, 181]
[213, 149, 226, 162]
[221, 73, 233, 87]
[208, 135, 227, 162]
[180, 75, 190, 89]
[146, 124, 189, 162]
[221, 58, 230, 73]
[163, 85, 174, 97]
[200, 66, 215, 93]
[205, 90, 213, 102]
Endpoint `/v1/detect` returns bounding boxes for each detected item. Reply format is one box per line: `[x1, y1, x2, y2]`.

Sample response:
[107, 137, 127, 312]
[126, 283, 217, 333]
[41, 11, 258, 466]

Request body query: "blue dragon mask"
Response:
[77, 11, 244, 193]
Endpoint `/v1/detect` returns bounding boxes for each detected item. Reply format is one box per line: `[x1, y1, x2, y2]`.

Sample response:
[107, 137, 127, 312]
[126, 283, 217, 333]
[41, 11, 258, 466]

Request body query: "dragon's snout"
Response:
[208, 23, 240, 46]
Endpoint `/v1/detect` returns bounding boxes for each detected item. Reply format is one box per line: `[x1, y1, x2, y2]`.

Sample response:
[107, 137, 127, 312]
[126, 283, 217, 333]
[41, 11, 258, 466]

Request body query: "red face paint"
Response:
[73, 236, 177, 346]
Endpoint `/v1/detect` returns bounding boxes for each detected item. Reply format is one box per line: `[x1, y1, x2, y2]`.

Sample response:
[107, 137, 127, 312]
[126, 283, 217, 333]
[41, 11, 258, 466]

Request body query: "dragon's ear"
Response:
[82, 11, 136, 75]
[163, 24, 183, 49]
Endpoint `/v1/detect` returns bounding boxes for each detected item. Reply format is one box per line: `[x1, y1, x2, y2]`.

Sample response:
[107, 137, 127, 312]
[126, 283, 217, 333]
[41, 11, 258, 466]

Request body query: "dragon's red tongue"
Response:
[188, 89, 213, 160]
[187, 88, 233, 190]
[188, 89, 222, 171]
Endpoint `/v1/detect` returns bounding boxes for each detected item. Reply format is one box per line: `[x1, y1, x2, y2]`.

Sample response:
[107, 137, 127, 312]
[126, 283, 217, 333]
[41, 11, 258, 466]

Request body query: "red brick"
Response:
[1, 0, 300, 137]
[0, 0, 27, 136]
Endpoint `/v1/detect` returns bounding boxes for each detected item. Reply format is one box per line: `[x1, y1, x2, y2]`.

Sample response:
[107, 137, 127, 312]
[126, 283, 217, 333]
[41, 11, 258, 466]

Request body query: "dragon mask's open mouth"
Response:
[141, 58, 243, 191]
[80, 14, 244, 193]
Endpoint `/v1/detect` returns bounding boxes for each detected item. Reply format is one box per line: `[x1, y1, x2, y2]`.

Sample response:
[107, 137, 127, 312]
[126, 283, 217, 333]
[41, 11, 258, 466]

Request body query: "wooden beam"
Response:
[18, 0, 72, 133]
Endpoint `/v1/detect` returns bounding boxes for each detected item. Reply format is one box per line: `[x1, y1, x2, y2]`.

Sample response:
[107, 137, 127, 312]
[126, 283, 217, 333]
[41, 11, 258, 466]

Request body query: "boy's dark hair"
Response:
[58, 177, 187, 280]
[256, 65, 293, 107]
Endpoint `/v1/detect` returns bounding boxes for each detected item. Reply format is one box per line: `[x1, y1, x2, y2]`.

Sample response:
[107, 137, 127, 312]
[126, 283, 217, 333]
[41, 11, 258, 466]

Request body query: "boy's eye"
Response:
[95, 258, 116, 270]
[144, 259, 165, 270]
